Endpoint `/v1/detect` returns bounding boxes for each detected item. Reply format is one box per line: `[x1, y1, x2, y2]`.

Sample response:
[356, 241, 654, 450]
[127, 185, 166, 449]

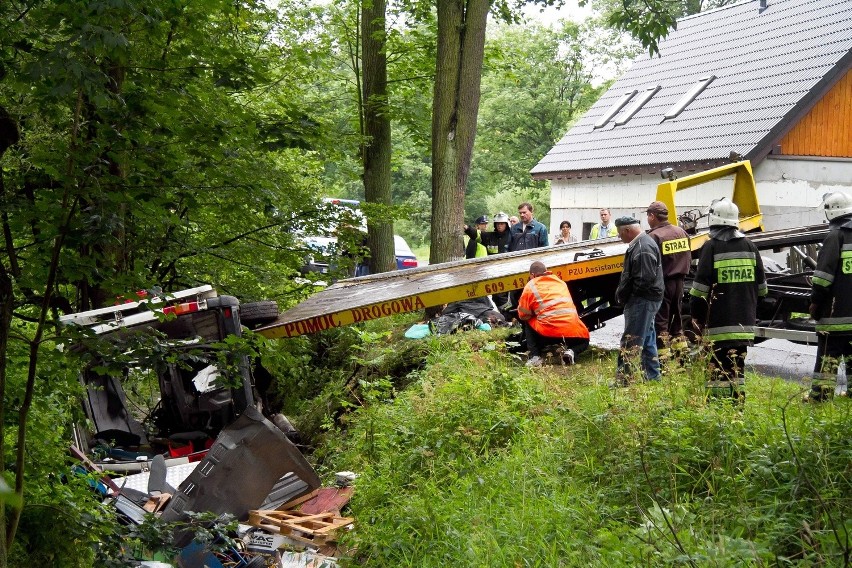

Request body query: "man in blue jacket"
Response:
[509, 203, 548, 252]
[504, 203, 549, 315]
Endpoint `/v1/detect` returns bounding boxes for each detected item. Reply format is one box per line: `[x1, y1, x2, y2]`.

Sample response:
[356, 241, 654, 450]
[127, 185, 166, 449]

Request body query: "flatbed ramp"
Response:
[257, 237, 629, 339]
[258, 223, 831, 339]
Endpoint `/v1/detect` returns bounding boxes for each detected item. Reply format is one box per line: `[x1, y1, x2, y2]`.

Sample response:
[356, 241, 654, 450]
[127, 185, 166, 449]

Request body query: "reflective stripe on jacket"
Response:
[517, 273, 589, 339]
[648, 222, 691, 278]
[812, 216, 852, 333]
[689, 231, 767, 344]
[464, 230, 488, 259]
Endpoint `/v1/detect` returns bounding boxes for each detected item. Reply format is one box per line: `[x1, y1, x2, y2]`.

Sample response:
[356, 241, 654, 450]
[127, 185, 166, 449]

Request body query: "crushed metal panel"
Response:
[160, 406, 321, 538]
[258, 471, 313, 510]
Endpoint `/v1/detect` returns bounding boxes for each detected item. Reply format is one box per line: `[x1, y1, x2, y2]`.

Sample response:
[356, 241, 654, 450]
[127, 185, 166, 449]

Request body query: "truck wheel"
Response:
[240, 301, 279, 326]
[785, 316, 816, 332]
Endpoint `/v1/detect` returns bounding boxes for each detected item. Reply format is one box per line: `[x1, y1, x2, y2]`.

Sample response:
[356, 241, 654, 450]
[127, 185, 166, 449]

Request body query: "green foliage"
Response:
[589, 0, 739, 56]
[311, 327, 852, 566]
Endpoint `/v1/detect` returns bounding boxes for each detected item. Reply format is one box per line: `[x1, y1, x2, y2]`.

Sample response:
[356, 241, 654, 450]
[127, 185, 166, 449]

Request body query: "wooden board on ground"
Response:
[298, 486, 354, 515]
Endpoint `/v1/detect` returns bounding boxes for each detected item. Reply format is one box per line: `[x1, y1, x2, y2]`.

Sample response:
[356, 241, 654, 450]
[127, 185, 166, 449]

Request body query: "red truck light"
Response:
[401, 258, 418, 268]
[163, 301, 200, 316]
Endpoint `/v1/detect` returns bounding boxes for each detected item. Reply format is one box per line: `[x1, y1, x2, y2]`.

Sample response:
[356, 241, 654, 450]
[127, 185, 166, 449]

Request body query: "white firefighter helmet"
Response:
[708, 197, 739, 228]
[821, 192, 852, 221]
[493, 212, 510, 224]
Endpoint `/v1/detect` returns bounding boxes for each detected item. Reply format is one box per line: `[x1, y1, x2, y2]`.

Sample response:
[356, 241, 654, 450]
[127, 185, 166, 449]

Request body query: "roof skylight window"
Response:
[614, 86, 661, 126]
[664, 75, 715, 120]
[593, 90, 637, 129]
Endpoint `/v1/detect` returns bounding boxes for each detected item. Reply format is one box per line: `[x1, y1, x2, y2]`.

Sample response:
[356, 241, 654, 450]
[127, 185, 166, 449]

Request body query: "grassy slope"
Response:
[307, 319, 851, 567]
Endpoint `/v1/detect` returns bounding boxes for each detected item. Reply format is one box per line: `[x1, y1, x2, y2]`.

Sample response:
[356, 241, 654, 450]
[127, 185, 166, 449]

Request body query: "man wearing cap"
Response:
[468, 212, 513, 307]
[614, 216, 664, 383]
[518, 261, 590, 367]
[646, 201, 691, 365]
[463, 215, 489, 259]
[469, 212, 512, 256]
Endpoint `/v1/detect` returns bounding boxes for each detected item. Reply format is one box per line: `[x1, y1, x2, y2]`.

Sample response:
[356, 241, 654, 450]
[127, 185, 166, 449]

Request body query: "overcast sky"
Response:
[521, 1, 594, 26]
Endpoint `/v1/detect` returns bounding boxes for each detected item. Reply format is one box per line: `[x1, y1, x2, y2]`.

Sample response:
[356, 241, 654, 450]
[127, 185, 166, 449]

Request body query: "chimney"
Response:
[759, 0, 768, 13]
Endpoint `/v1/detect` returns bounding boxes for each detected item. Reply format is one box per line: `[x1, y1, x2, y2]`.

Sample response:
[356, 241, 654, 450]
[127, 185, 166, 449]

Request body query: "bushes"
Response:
[311, 327, 851, 566]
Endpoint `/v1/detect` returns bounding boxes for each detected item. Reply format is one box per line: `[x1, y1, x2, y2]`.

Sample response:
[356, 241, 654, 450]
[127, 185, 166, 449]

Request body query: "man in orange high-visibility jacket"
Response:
[518, 261, 590, 367]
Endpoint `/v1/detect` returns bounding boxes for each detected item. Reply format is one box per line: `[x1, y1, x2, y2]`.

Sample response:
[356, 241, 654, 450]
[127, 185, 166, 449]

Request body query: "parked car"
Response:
[300, 234, 418, 277]
[394, 234, 418, 270]
[298, 235, 339, 276]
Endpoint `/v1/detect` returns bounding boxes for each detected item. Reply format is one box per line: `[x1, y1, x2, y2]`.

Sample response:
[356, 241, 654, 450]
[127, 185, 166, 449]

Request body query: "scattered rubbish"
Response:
[160, 407, 321, 544]
[60, 288, 355, 565]
[335, 471, 358, 487]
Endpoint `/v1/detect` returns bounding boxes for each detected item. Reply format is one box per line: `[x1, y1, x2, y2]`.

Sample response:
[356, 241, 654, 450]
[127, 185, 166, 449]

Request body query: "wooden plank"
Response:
[278, 488, 319, 511]
[299, 487, 353, 515]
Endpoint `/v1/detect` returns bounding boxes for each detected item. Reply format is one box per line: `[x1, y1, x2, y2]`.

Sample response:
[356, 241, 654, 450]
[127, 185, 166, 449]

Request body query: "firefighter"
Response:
[645, 201, 691, 367]
[806, 191, 852, 401]
[689, 198, 767, 401]
[463, 215, 489, 259]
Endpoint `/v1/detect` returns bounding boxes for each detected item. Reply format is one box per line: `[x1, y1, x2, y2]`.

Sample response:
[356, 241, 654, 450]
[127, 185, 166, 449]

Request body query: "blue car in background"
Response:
[301, 234, 419, 278]
[394, 235, 418, 270]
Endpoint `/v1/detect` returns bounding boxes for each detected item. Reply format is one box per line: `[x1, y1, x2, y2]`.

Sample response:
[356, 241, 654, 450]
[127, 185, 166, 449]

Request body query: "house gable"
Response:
[532, 0, 852, 180]
[780, 69, 852, 158]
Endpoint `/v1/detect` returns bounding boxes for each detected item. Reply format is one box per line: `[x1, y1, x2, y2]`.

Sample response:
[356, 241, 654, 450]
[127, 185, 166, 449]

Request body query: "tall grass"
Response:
[310, 324, 851, 566]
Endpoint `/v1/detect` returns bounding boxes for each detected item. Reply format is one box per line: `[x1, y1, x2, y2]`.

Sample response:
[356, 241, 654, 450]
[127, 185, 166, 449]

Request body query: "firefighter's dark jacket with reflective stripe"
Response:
[464, 226, 511, 255]
[689, 227, 768, 344]
[615, 232, 664, 305]
[517, 273, 589, 339]
[811, 215, 852, 334]
[648, 222, 691, 278]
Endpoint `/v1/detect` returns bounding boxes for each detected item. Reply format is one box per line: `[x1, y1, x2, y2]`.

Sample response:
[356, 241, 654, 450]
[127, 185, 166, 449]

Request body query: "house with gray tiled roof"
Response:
[533, 0, 852, 238]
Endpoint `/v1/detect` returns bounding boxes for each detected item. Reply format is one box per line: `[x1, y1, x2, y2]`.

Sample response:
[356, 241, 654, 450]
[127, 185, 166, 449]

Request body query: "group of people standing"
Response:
[463, 202, 549, 260]
[465, 194, 852, 403]
[611, 198, 768, 401]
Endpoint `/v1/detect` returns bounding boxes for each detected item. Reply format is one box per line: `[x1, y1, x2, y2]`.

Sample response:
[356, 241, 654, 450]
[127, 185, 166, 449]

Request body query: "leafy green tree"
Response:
[589, 0, 738, 54]
[466, 20, 632, 224]
[0, 0, 339, 562]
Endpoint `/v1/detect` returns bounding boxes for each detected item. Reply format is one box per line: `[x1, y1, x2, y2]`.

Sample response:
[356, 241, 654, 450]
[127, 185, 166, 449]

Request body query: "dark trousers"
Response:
[710, 343, 747, 382]
[813, 333, 852, 374]
[655, 277, 685, 349]
[811, 333, 852, 396]
[523, 322, 589, 357]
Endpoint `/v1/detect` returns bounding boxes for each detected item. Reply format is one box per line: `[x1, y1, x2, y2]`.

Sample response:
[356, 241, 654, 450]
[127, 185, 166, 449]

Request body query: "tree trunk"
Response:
[0, 105, 19, 567]
[361, 0, 395, 274]
[429, 0, 490, 265]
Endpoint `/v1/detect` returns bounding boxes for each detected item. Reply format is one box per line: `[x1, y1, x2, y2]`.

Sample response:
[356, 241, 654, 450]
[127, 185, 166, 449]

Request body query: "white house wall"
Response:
[548, 157, 852, 238]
